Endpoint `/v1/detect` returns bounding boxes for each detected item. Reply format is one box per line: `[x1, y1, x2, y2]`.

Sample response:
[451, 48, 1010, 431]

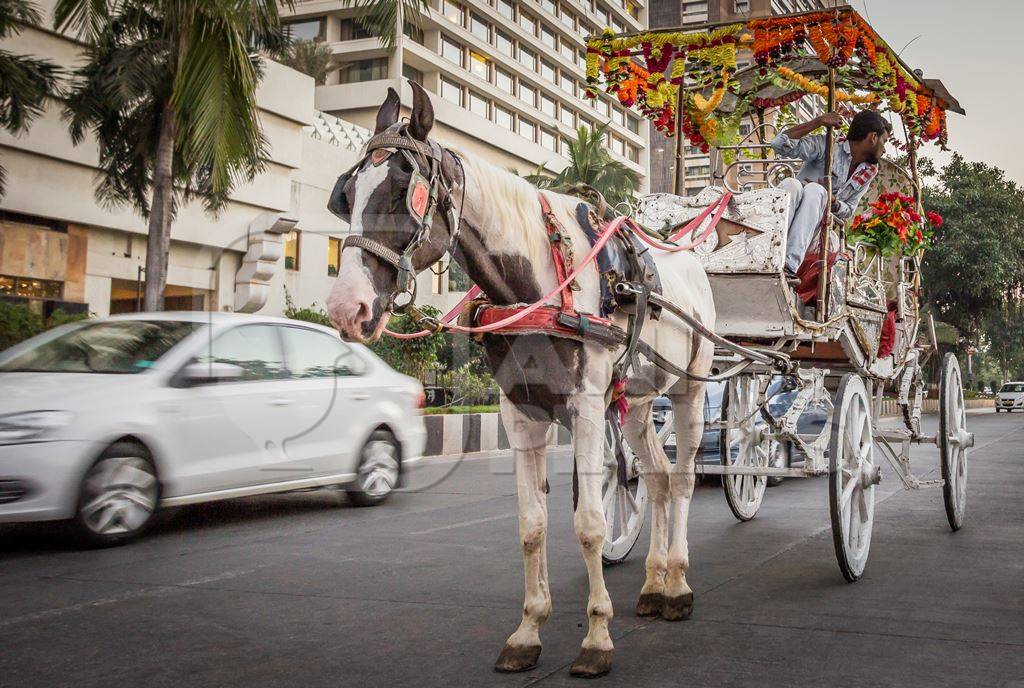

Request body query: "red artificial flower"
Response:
[908, 209, 922, 224]
[926, 210, 944, 228]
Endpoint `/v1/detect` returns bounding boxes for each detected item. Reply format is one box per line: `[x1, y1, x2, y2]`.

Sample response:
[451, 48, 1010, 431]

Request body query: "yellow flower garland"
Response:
[776, 67, 879, 104]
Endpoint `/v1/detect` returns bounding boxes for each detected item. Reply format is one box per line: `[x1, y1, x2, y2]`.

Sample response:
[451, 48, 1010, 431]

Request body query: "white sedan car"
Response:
[0, 312, 426, 546]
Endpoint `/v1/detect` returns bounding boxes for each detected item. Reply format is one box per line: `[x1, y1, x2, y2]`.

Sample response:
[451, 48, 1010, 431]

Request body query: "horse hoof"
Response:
[494, 644, 541, 673]
[569, 648, 613, 678]
[661, 592, 694, 621]
[635, 592, 665, 617]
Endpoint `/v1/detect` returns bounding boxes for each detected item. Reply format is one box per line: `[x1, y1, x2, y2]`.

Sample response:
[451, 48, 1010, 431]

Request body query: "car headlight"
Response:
[0, 410, 74, 443]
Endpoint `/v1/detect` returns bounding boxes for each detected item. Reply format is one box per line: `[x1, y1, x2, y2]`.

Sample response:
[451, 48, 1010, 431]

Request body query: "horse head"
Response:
[326, 81, 460, 342]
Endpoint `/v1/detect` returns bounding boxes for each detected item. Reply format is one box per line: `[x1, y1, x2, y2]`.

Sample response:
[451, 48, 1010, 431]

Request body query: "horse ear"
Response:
[375, 88, 400, 134]
[408, 80, 434, 141]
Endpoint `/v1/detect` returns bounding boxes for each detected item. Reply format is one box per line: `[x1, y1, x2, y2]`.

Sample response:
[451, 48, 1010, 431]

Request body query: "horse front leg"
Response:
[494, 398, 552, 673]
[568, 393, 615, 678]
[663, 380, 707, 621]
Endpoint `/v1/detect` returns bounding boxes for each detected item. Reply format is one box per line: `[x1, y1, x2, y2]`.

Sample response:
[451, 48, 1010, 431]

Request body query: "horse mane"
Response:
[453, 149, 587, 269]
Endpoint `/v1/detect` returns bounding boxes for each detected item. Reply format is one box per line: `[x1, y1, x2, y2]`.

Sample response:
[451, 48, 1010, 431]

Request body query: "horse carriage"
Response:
[327, 5, 970, 675]
[592, 7, 970, 581]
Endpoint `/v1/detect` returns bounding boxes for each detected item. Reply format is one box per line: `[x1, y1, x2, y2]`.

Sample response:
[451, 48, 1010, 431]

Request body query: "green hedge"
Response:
[0, 301, 89, 351]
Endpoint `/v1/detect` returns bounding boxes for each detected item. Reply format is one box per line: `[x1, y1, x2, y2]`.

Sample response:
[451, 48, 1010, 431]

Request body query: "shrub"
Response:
[0, 302, 90, 351]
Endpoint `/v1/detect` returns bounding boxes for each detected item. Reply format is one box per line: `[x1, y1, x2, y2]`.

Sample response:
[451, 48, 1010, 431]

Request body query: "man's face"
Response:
[864, 131, 887, 165]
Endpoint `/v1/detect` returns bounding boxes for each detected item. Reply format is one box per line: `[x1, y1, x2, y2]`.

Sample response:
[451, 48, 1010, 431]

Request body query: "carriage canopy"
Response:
[584, 5, 964, 154]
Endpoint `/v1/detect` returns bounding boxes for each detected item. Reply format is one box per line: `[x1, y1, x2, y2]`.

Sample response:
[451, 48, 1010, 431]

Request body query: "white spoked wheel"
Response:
[720, 375, 770, 521]
[939, 353, 969, 531]
[601, 420, 648, 565]
[828, 374, 878, 582]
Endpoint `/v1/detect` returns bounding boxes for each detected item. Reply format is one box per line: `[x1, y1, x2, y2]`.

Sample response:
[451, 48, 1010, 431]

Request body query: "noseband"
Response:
[328, 123, 462, 312]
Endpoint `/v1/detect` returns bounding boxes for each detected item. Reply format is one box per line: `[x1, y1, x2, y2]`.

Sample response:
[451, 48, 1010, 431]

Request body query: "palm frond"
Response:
[0, 0, 43, 38]
[52, 0, 111, 40]
[340, 0, 429, 50]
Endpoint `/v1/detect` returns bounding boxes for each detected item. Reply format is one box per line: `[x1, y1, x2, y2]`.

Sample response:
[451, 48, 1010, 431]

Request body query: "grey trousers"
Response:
[779, 177, 828, 273]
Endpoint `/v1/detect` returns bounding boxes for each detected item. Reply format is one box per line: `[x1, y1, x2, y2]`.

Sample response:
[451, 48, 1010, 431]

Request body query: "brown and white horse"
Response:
[327, 82, 715, 678]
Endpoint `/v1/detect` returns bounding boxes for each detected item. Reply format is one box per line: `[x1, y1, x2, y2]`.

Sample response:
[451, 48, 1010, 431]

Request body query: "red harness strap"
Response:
[538, 193, 575, 315]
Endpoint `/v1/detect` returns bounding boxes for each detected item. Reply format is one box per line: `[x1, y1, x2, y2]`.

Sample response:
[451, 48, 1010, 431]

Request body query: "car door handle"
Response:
[268, 398, 293, 407]
[350, 393, 369, 401]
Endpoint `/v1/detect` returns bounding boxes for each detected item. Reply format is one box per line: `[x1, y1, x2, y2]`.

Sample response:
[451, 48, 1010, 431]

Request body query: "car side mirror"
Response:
[178, 361, 246, 386]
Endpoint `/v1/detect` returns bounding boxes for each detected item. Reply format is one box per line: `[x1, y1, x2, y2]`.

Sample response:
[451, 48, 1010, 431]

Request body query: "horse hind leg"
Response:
[662, 379, 707, 621]
[621, 399, 672, 618]
[494, 399, 552, 673]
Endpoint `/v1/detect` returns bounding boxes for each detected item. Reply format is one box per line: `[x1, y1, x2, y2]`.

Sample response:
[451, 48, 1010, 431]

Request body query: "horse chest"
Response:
[483, 335, 586, 425]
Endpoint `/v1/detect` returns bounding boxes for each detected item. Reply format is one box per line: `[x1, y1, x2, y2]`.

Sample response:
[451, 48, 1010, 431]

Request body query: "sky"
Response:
[849, 0, 1023, 184]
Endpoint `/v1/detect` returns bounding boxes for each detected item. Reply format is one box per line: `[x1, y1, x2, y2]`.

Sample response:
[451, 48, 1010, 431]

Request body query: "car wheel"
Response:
[73, 441, 159, 548]
[347, 430, 400, 507]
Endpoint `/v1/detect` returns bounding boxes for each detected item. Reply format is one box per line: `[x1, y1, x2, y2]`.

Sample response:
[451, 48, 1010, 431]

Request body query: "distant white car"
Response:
[0, 312, 426, 546]
[995, 382, 1024, 413]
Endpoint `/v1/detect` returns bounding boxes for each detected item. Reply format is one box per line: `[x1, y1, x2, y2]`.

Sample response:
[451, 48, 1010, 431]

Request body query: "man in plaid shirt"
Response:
[771, 109, 892, 282]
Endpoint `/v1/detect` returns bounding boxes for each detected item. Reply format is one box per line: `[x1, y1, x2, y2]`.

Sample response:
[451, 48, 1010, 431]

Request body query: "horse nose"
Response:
[328, 296, 372, 341]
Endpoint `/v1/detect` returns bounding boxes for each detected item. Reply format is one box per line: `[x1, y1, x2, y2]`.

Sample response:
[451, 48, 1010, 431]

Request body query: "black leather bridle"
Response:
[328, 123, 463, 311]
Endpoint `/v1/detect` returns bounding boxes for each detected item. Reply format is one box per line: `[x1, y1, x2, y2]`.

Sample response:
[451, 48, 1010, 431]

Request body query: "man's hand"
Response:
[817, 112, 845, 129]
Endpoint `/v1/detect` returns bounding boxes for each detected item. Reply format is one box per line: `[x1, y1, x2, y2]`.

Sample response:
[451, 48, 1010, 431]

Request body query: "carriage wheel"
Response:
[720, 375, 771, 521]
[939, 353, 969, 531]
[828, 374, 878, 582]
[601, 420, 648, 565]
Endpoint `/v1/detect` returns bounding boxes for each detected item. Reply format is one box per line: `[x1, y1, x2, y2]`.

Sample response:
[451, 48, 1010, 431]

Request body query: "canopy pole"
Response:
[674, 85, 686, 196]
[816, 67, 836, 323]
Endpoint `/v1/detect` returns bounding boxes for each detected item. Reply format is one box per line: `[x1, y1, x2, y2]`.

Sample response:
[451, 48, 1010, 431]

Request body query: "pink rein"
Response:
[383, 192, 732, 339]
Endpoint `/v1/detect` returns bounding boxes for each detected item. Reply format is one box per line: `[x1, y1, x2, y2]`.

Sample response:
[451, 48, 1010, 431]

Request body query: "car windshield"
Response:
[1000, 383, 1024, 393]
[0, 320, 199, 374]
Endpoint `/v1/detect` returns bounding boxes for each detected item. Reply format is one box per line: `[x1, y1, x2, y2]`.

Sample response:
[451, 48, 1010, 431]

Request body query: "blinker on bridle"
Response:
[327, 122, 463, 313]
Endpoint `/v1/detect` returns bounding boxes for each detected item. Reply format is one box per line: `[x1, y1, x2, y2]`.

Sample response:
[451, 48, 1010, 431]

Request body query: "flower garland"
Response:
[775, 67, 879, 104]
[849, 192, 942, 256]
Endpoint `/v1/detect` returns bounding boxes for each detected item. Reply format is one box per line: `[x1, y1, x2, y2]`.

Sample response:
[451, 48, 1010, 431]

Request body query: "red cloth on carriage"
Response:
[878, 303, 898, 359]
[794, 251, 840, 306]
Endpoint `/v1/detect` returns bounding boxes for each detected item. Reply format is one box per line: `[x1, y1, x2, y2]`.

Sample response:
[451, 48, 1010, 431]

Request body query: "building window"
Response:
[626, 0, 641, 19]
[441, 0, 464, 25]
[540, 24, 556, 50]
[540, 0, 556, 15]
[495, 66, 514, 94]
[327, 237, 341, 276]
[470, 13, 490, 41]
[611, 136, 625, 156]
[611, 106, 624, 127]
[559, 40, 575, 62]
[560, 106, 575, 128]
[469, 51, 490, 79]
[403, 63, 424, 84]
[497, 0, 515, 20]
[519, 118, 536, 142]
[540, 129, 557, 151]
[627, 115, 640, 133]
[495, 30, 514, 57]
[284, 230, 300, 270]
[560, 72, 575, 95]
[519, 81, 536, 107]
[340, 19, 372, 41]
[338, 58, 388, 84]
[540, 94, 556, 118]
[627, 144, 640, 163]
[734, 0, 750, 12]
[560, 9, 576, 30]
[283, 18, 324, 42]
[518, 45, 537, 71]
[403, 21, 424, 44]
[441, 77, 463, 105]
[0, 274, 62, 299]
[495, 105, 514, 130]
[441, 34, 463, 66]
[540, 60, 556, 83]
[518, 11, 537, 34]
[596, 98, 610, 117]
[469, 91, 489, 118]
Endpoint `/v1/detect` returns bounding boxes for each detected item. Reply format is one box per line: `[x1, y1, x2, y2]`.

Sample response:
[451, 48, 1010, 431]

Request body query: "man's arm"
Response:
[771, 112, 845, 162]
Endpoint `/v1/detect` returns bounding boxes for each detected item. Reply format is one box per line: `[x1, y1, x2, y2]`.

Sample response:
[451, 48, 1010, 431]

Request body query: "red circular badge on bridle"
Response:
[408, 176, 430, 220]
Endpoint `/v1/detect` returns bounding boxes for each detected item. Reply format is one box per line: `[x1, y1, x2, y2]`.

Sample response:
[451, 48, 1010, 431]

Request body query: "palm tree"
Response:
[0, 0, 59, 198]
[526, 123, 640, 211]
[341, 0, 428, 50]
[279, 39, 337, 85]
[55, 0, 291, 311]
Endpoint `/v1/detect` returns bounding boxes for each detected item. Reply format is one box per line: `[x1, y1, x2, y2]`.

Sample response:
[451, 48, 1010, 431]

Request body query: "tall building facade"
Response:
[281, 0, 649, 190]
[647, 0, 827, 195]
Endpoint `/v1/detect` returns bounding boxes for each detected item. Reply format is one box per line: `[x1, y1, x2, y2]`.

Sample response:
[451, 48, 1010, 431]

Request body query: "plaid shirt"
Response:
[771, 133, 878, 220]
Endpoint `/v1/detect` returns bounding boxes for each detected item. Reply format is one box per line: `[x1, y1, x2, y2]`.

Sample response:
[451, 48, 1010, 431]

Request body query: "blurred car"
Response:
[651, 378, 830, 482]
[0, 312, 425, 546]
[995, 381, 1024, 412]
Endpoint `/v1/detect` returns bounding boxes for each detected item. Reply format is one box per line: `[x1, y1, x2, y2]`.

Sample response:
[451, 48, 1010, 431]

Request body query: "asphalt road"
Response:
[2, 410, 1022, 688]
